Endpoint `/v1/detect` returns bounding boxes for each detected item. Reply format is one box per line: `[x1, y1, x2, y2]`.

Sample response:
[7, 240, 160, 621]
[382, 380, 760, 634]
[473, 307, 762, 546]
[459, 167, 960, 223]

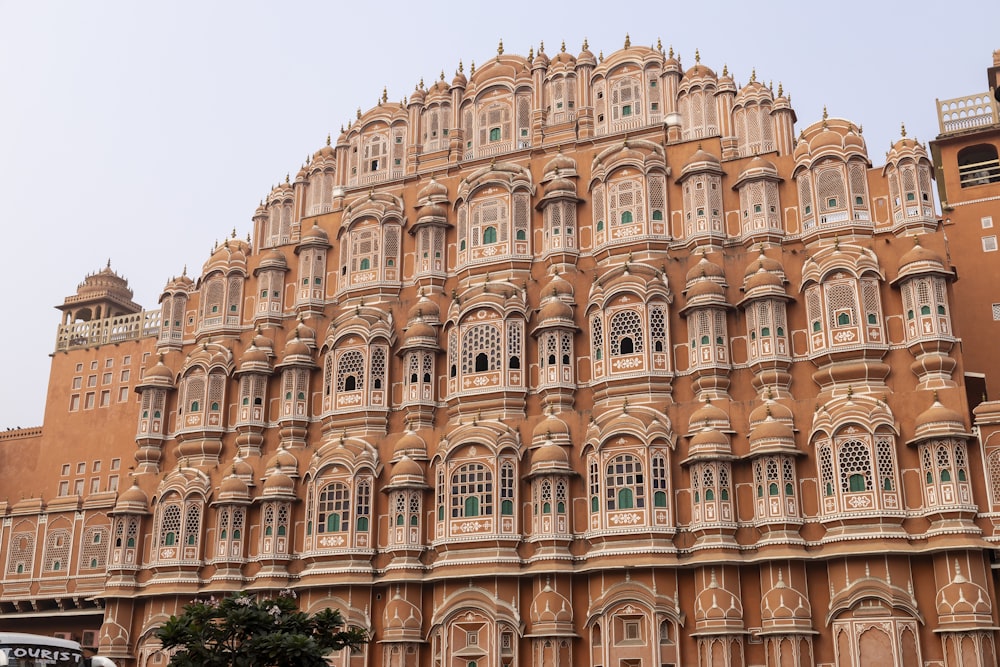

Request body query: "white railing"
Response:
[478, 141, 513, 158]
[546, 110, 577, 125]
[937, 92, 999, 134]
[56, 310, 161, 352]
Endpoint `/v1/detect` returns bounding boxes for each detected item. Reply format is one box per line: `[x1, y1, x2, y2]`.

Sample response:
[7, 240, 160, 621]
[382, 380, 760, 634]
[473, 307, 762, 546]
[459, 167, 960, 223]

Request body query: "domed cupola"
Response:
[529, 580, 574, 636]
[113, 481, 150, 515]
[694, 569, 744, 633]
[883, 123, 937, 235]
[382, 588, 423, 643]
[936, 561, 994, 628]
[760, 569, 812, 632]
[58, 261, 142, 326]
[217, 465, 251, 504]
[392, 428, 428, 463]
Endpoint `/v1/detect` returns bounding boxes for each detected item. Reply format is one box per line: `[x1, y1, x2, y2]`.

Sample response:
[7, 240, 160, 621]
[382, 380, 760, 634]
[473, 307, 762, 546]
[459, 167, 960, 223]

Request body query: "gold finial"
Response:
[624, 33, 631, 49]
[381, 86, 388, 103]
[539, 40, 545, 54]
[182, 264, 187, 276]
[582, 37, 589, 51]
[439, 70, 445, 81]
[106, 258, 112, 269]
[458, 60, 464, 73]
[722, 63, 728, 77]
[656, 37, 662, 52]
[900, 122, 907, 137]
[419, 77, 424, 89]
[560, 40, 566, 53]
[528, 46, 534, 60]
[246, 232, 251, 243]
[668, 45, 674, 59]
[599, 51, 604, 62]
[777, 82, 783, 97]
[497, 38, 504, 57]
[285, 173, 290, 183]
[470, 60, 475, 75]
[750, 68, 756, 83]
[694, 48, 700, 63]
[356, 107, 362, 119]
[822, 106, 828, 120]
[231, 227, 237, 238]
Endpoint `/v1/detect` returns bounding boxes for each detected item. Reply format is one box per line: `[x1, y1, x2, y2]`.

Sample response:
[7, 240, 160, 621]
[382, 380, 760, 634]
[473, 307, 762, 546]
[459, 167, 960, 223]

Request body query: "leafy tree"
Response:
[157, 590, 368, 667]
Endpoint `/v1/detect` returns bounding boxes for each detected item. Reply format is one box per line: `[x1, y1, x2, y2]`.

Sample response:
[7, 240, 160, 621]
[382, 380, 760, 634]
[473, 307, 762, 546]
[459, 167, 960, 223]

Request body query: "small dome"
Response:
[898, 238, 945, 272]
[532, 442, 569, 467]
[694, 570, 743, 628]
[686, 255, 726, 284]
[744, 266, 784, 293]
[451, 69, 468, 88]
[299, 223, 329, 243]
[761, 571, 811, 628]
[114, 483, 149, 513]
[384, 591, 422, 633]
[287, 317, 317, 344]
[530, 582, 572, 624]
[544, 151, 577, 175]
[749, 397, 794, 426]
[937, 562, 992, 619]
[258, 249, 288, 271]
[391, 456, 425, 481]
[743, 250, 785, 280]
[417, 177, 448, 203]
[417, 202, 448, 220]
[407, 294, 441, 322]
[685, 278, 726, 299]
[403, 321, 437, 342]
[689, 400, 730, 433]
[687, 428, 732, 459]
[914, 398, 967, 438]
[262, 471, 295, 494]
[282, 335, 312, 359]
[748, 415, 796, 452]
[543, 175, 576, 196]
[219, 474, 250, 502]
[241, 345, 270, 366]
[393, 430, 427, 459]
[266, 447, 298, 473]
[533, 412, 570, 441]
[537, 298, 574, 322]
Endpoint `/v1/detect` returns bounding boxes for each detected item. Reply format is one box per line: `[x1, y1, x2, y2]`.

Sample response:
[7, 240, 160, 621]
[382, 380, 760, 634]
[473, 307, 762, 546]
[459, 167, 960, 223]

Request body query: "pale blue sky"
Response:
[1, 0, 997, 427]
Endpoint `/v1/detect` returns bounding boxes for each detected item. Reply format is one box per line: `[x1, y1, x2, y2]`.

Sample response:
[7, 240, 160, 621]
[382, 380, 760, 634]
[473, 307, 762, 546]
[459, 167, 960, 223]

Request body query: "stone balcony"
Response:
[55, 309, 161, 352]
[937, 91, 999, 135]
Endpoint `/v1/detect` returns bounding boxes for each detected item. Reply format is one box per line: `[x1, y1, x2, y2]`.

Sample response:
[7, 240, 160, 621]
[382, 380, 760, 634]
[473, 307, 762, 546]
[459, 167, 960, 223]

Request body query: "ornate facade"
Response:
[3, 40, 1000, 667]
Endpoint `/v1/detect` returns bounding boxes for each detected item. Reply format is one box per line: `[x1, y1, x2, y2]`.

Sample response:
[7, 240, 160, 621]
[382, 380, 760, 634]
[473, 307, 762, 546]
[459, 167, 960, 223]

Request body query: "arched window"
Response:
[838, 439, 873, 493]
[958, 143, 1000, 187]
[483, 226, 497, 244]
[609, 310, 644, 356]
[317, 481, 350, 534]
[606, 454, 645, 510]
[452, 463, 493, 518]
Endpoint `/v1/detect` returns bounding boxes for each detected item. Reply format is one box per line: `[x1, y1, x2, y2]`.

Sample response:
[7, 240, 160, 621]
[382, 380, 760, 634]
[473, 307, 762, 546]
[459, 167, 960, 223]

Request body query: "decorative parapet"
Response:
[55, 309, 161, 352]
[937, 92, 999, 134]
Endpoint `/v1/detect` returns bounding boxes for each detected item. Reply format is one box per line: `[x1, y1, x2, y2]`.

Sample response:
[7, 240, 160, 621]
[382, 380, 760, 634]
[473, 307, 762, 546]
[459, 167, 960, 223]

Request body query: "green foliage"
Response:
[157, 591, 368, 667]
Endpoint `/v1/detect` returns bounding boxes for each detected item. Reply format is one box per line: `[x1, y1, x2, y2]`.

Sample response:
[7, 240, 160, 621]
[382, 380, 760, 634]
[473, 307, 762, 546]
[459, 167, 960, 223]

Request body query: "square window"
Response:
[72, 377, 82, 389]
[394, 136, 402, 144]
[58, 481, 69, 497]
[828, 197, 837, 207]
[93, 460, 101, 473]
[102, 373, 112, 385]
[123, 355, 131, 365]
[90, 478, 100, 494]
[105, 358, 113, 368]
[108, 475, 119, 492]
[983, 236, 998, 252]
[74, 479, 84, 495]
[120, 369, 130, 382]
[77, 462, 86, 475]
[624, 621, 641, 641]
[84, 393, 95, 409]
[75, 363, 83, 372]
[992, 303, 1000, 321]
[100, 391, 110, 407]
[621, 104, 632, 116]
[88, 375, 97, 387]
[90, 361, 98, 370]
[467, 632, 478, 645]
[111, 458, 121, 471]
[61, 464, 70, 476]
[649, 79, 657, 87]
[142, 353, 150, 363]
[118, 387, 129, 402]
[650, 102, 658, 111]
[983, 216, 994, 229]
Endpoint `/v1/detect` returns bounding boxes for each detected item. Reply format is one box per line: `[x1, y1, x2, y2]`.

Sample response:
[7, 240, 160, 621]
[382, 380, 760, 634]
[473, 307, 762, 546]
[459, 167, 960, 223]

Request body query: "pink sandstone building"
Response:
[2, 39, 1000, 667]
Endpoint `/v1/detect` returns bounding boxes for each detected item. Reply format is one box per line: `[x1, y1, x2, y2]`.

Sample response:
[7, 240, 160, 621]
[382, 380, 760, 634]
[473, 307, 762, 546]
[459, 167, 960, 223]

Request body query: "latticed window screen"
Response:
[159, 504, 182, 548]
[651, 454, 668, 507]
[44, 529, 71, 572]
[183, 502, 201, 548]
[609, 310, 644, 355]
[861, 278, 882, 325]
[80, 527, 108, 569]
[838, 439, 874, 492]
[500, 461, 515, 514]
[451, 463, 493, 518]
[356, 480, 371, 530]
[7, 532, 34, 574]
[591, 316, 604, 359]
[317, 482, 350, 533]
[336, 349, 365, 392]
[371, 346, 387, 389]
[798, 173, 814, 220]
[606, 454, 645, 510]
[513, 193, 530, 243]
[826, 282, 859, 328]
[849, 163, 868, 206]
[816, 168, 847, 213]
[650, 305, 667, 352]
[507, 320, 523, 369]
[384, 225, 400, 268]
[875, 435, 898, 492]
[818, 442, 834, 495]
[461, 323, 501, 374]
[589, 459, 600, 512]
